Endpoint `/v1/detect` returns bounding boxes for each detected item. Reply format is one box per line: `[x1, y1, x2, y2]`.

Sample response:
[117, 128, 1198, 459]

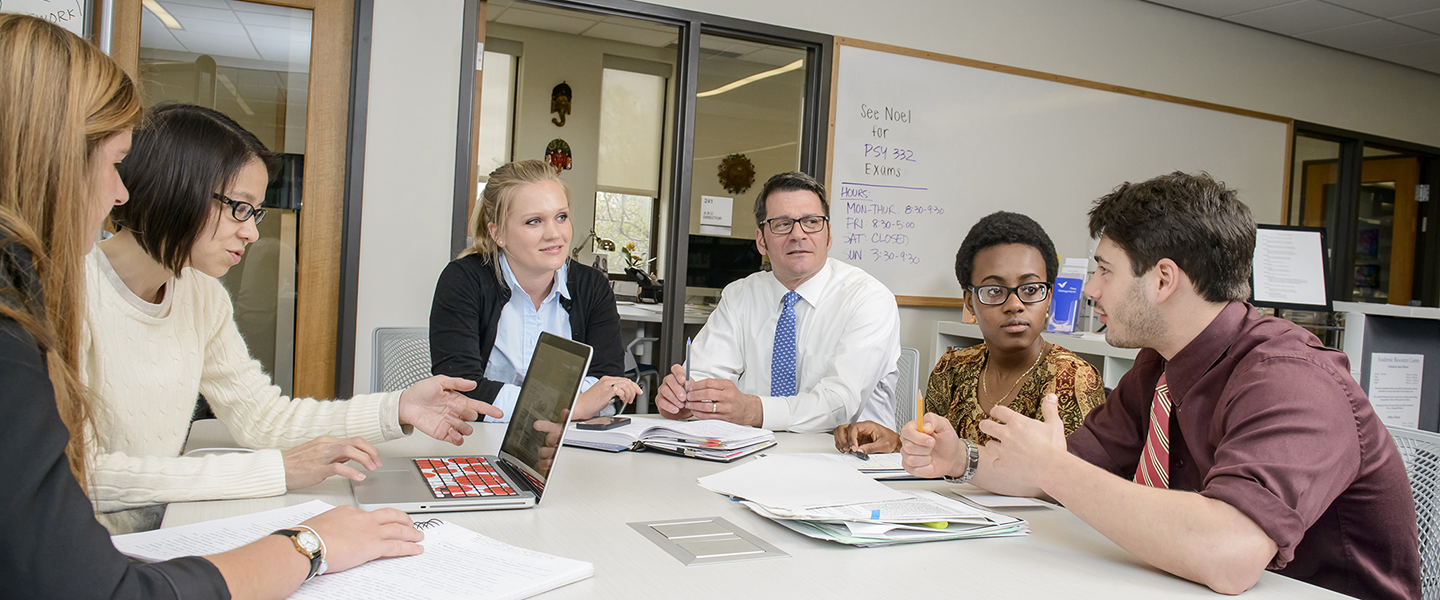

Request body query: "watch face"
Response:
[296, 531, 321, 555]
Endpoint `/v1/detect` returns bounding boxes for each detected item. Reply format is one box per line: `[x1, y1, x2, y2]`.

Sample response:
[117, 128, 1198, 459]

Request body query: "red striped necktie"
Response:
[1134, 373, 1171, 488]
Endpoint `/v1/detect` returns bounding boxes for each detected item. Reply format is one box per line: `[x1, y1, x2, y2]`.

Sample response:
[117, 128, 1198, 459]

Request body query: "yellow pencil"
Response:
[915, 395, 924, 432]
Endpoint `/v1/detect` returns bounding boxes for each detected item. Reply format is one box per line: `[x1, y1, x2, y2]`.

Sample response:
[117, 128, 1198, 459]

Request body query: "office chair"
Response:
[624, 336, 660, 413]
[891, 347, 921, 429]
[1388, 424, 1440, 600]
[371, 327, 432, 393]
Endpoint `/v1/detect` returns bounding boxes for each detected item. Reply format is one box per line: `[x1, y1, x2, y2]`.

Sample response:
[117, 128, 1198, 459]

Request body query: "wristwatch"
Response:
[943, 438, 980, 485]
[272, 527, 326, 580]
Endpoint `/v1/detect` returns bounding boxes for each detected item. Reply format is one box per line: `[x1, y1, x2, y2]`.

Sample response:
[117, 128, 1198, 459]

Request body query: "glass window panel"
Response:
[1356, 145, 1424, 305]
[597, 67, 666, 195]
[593, 192, 655, 274]
[138, 0, 311, 395]
[689, 34, 807, 297]
[477, 50, 516, 179]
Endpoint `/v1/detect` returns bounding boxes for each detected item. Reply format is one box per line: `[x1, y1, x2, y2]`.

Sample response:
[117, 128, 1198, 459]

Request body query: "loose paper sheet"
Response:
[1369, 353, 1425, 428]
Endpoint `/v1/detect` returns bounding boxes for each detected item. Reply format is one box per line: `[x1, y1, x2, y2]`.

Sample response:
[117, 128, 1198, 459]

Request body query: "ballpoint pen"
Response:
[684, 336, 692, 406]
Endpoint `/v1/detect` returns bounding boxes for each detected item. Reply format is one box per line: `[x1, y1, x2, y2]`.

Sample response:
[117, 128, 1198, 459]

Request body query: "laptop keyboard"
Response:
[414, 457, 519, 499]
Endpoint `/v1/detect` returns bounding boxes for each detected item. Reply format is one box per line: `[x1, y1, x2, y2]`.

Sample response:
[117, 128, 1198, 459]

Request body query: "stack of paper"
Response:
[565, 417, 775, 462]
[112, 501, 593, 600]
[697, 455, 1026, 547]
[773, 452, 917, 480]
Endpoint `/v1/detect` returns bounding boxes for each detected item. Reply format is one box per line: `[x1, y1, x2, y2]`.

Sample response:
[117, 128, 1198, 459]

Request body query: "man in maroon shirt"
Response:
[901, 172, 1420, 599]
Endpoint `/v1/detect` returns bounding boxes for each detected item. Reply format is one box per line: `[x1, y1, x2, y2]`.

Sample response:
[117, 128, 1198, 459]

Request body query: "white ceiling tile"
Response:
[1360, 36, 1440, 64]
[158, 2, 238, 23]
[494, 7, 595, 35]
[244, 23, 310, 45]
[741, 47, 807, 68]
[1318, 0, 1440, 18]
[1393, 8, 1440, 33]
[226, 1, 309, 18]
[139, 12, 188, 52]
[170, 30, 262, 60]
[235, 11, 310, 30]
[1144, 0, 1297, 18]
[171, 16, 247, 36]
[1297, 19, 1436, 50]
[160, 0, 231, 8]
[582, 22, 676, 47]
[1227, 0, 1373, 35]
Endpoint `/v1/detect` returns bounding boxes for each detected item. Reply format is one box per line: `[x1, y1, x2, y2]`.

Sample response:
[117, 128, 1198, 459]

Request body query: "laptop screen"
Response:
[496, 332, 592, 495]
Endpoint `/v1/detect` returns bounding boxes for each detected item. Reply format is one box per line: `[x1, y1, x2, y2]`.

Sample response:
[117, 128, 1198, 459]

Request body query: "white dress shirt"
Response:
[485, 254, 600, 422]
[690, 258, 900, 433]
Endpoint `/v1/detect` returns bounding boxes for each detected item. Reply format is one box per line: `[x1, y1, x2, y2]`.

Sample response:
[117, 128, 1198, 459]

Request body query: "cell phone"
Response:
[577, 416, 631, 431]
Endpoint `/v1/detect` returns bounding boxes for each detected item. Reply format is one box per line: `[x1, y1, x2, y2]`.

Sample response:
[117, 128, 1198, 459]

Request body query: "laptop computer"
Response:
[352, 332, 592, 513]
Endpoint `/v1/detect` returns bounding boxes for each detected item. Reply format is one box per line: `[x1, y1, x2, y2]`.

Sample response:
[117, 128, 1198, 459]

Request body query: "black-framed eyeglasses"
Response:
[968, 282, 1052, 306]
[763, 215, 828, 235]
[213, 193, 267, 224]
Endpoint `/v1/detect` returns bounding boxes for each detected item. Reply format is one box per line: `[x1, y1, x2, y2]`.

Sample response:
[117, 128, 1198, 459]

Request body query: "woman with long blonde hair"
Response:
[430, 159, 640, 421]
[0, 14, 426, 598]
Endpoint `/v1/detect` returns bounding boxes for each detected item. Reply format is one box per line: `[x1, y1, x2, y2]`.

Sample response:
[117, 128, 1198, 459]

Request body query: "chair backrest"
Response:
[1388, 424, 1440, 600]
[891, 347, 922, 428]
[371, 327, 432, 393]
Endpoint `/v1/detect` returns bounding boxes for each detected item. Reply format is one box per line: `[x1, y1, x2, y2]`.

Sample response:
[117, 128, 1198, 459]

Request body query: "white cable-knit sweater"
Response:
[81, 249, 408, 533]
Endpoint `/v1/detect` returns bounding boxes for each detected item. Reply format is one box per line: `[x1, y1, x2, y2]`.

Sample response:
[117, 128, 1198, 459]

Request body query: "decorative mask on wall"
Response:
[545, 138, 573, 171]
[550, 81, 572, 127]
[718, 153, 756, 194]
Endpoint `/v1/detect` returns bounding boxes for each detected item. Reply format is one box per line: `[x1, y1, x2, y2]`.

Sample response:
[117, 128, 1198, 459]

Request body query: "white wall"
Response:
[354, 0, 1440, 387]
[352, 0, 465, 392]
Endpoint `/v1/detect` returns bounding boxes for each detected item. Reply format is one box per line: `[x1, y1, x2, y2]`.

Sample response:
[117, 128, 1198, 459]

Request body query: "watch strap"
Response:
[943, 437, 980, 485]
[271, 528, 324, 580]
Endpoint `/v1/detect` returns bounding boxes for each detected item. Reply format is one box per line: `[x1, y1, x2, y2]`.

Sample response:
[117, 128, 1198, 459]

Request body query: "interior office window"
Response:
[138, 0, 312, 395]
[594, 63, 667, 274]
[478, 45, 518, 182]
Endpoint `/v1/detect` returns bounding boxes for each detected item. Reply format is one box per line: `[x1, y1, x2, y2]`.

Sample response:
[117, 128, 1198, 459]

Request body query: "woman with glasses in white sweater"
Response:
[83, 104, 501, 533]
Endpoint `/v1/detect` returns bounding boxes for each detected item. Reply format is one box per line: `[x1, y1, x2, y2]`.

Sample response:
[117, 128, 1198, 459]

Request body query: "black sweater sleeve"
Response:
[570, 263, 626, 380]
[429, 258, 506, 404]
[0, 320, 230, 600]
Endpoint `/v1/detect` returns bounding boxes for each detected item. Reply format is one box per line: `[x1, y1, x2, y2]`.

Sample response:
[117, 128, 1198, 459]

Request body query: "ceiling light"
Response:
[142, 0, 184, 30]
[697, 59, 803, 98]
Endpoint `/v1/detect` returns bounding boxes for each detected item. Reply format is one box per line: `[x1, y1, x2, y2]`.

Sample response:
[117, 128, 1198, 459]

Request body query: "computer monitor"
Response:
[687, 234, 762, 290]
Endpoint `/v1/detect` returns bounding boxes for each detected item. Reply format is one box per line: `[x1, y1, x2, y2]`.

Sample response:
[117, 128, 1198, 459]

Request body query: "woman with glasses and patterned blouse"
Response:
[83, 104, 498, 534]
[835, 211, 1105, 454]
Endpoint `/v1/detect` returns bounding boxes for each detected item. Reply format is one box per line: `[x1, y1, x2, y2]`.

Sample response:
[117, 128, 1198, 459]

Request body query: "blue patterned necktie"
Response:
[771, 291, 801, 396]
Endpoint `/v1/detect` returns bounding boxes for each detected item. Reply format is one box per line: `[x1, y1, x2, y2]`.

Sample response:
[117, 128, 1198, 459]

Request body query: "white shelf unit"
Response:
[933, 321, 1139, 391]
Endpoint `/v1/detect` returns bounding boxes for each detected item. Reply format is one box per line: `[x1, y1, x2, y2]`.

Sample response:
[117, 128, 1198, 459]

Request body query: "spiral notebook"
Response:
[112, 500, 593, 600]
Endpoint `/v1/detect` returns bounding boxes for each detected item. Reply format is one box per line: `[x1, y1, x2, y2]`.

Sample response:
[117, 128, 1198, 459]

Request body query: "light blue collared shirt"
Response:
[484, 254, 600, 422]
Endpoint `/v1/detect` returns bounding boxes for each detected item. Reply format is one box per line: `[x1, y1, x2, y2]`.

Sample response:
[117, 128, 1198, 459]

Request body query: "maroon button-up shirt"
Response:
[1068, 302, 1420, 600]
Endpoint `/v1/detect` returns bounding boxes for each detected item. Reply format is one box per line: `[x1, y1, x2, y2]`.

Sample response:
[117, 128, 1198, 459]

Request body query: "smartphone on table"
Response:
[577, 416, 631, 431]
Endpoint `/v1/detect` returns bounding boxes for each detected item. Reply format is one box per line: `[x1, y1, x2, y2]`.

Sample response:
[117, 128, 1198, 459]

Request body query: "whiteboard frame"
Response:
[825, 37, 1295, 307]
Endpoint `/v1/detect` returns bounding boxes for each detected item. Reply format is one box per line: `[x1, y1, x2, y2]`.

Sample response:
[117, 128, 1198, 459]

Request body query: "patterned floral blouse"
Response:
[923, 343, 1105, 445]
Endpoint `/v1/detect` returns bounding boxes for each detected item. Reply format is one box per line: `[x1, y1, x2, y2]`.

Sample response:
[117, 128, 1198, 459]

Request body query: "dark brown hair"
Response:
[752, 171, 828, 227]
[1087, 171, 1255, 303]
[112, 103, 280, 275]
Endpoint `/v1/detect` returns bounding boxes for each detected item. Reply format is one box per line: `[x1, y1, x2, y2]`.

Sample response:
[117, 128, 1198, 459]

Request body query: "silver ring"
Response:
[710, 403, 715, 413]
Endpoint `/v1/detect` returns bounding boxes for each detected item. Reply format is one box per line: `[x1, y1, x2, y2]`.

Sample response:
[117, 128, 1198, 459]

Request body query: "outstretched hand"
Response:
[977, 393, 1067, 489]
[399, 375, 502, 445]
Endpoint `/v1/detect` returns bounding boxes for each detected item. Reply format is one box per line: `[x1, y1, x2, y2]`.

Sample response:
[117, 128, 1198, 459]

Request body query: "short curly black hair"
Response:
[954, 211, 1059, 289]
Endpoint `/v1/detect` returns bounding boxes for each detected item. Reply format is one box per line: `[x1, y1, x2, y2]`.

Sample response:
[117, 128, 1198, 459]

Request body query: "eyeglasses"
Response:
[213, 193, 267, 224]
[968, 282, 1051, 306]
[763, 215, 828, 235]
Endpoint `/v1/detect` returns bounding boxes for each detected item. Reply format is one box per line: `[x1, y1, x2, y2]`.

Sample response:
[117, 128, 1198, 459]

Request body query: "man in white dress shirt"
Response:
[655, 172, 901, 433]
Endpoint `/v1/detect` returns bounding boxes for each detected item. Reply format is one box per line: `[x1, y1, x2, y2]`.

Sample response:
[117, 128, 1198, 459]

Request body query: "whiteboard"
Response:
[1, 0, 89, 37]
[828, 41, 1290, 304]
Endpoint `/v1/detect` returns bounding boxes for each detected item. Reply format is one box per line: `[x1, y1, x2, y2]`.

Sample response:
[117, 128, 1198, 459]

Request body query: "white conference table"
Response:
[169, 420, 1341, 599]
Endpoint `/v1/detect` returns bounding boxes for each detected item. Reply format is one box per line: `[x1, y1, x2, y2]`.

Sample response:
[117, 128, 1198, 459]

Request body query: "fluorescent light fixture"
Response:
[216, 74, 255, 116]
[142, 0, 184, 30]
[697, 59, 803, 98]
